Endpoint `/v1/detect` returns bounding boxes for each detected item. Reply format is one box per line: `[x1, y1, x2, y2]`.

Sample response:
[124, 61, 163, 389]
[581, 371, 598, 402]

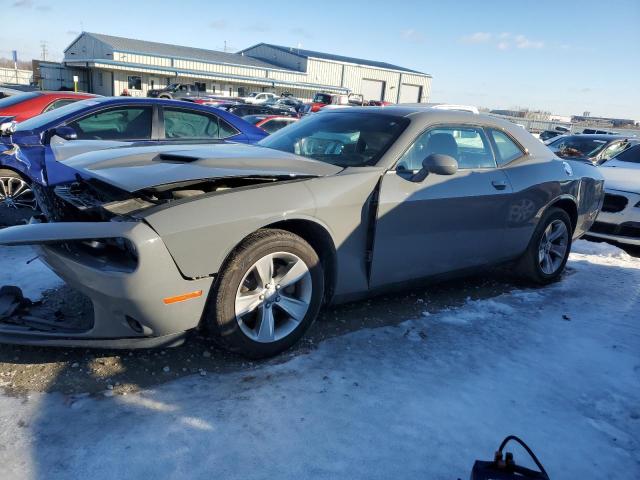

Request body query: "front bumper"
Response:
[0, 221, 214, 348]
[587, 189, 640, 246]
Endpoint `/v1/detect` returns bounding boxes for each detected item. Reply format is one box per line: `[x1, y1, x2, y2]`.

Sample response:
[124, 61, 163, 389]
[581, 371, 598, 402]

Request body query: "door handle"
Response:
[491, 180, 507, 190]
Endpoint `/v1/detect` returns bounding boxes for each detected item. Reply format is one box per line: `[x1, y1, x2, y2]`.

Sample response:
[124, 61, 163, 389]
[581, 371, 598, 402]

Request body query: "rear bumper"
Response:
[0, 221, 214, 347]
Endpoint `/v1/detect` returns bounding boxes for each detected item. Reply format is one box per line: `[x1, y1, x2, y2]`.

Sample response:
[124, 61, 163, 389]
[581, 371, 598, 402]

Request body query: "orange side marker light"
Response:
[163, 290, 203, 305]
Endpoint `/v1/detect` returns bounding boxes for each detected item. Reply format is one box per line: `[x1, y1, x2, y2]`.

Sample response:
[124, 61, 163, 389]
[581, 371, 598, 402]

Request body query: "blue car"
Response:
[0, 97, 267, 221]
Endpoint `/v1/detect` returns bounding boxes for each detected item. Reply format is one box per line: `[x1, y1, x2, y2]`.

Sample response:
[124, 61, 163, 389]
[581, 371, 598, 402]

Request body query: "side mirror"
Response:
[412, 153, 458, 182]
[48, 125, 78, 142]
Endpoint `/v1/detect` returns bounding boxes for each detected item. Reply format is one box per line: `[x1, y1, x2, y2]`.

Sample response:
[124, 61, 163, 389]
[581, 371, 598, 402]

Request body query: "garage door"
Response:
[399, 84, 422, 103]
[361, 79, 385, 101]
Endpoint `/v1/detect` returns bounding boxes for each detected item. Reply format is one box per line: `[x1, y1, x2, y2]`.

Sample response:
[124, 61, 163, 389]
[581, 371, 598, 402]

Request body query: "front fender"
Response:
[142, 180, 320, 279]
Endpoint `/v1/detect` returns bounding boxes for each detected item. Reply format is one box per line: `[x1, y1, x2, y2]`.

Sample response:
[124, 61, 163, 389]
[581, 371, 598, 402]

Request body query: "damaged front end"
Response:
[0, 216, 215, 347]
[0, 143, 336, 347]
[0, 174, 314, 348]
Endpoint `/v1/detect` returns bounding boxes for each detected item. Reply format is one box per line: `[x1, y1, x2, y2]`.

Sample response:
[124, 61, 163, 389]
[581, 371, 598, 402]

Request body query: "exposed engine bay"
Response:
[44, 175, 295, 222]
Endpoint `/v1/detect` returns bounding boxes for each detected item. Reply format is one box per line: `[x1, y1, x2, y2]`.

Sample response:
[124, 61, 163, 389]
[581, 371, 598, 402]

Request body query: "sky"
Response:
[1, 0, 638, 119]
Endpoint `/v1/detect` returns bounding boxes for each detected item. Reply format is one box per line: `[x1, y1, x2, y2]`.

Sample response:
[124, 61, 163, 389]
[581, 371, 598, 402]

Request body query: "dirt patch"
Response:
[0, 272, 514, 397]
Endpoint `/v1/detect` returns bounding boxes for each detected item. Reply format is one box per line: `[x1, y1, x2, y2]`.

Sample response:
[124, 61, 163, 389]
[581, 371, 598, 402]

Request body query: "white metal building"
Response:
[52, 32, 431, 102]
[0, 66, 32, 85]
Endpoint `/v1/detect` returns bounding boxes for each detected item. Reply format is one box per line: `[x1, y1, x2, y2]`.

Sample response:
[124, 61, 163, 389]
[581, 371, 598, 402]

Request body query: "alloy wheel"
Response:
[538, 219, 569, 275]
[235, 252, 312, 343]
[0, 176, 37, 211]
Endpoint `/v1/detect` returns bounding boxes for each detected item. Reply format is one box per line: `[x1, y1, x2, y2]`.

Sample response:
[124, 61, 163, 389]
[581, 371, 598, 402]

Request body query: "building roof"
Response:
[78, 32, 290, 71]
[240, 43, 429, 76]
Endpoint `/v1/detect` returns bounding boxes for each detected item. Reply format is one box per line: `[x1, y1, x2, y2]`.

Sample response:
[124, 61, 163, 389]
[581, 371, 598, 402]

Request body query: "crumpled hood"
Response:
[63, 143, 343, 192]
[600, 161, 640, 194]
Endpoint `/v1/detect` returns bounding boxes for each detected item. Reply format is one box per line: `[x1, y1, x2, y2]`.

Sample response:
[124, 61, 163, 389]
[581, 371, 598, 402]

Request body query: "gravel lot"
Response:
[0, 248, 512, 396]
[0, 239, 637, 398]
[0, 239, 638, 479]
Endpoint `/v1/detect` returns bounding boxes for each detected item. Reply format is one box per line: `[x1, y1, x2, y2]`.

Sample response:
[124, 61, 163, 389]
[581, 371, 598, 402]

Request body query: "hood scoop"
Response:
[155, 153, 200, 163]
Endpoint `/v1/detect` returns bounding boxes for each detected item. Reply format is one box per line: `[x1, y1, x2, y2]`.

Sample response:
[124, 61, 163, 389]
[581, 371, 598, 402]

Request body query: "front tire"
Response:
[0, 169, 38, 227]
[516, 207, 572, 284]
[205, 229, 324, 358]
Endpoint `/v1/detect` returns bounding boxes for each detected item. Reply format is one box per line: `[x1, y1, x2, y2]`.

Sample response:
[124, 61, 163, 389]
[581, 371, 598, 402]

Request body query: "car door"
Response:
[370, 124, 513, 288]
[45, 105, 155, 185]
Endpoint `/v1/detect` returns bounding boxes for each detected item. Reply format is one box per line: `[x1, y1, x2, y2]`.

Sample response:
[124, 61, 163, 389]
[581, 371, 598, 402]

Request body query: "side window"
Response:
[218, 118, 239, 139]
[600, 142, 627, 161]
[488, 129, 524, 166]
[68, 107, 152, 140]
[42, 98, 78, 113]
[164, 108, 220, 139]
[397, 125, 495, 171]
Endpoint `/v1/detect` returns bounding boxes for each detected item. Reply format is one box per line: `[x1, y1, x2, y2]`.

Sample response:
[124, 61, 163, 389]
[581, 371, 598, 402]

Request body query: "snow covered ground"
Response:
[0, 246, 62, 300]
[0, 240, 638, 479]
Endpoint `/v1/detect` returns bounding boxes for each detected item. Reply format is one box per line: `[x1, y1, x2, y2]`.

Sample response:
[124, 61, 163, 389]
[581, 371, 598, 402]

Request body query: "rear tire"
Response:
[205, 229, 324, 358]
[0, 169, 37, 227]
[516, 207, 572, 284]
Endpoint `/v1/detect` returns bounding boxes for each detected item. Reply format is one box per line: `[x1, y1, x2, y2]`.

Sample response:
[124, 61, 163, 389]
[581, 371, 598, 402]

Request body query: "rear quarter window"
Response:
[488, 129, 524, 166]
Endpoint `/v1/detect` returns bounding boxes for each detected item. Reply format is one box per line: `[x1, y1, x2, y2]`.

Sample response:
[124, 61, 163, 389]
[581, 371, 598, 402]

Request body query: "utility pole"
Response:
[40, 41, 48, 61]
[12, 50, 18, 83]
[224, 40, 227, 53]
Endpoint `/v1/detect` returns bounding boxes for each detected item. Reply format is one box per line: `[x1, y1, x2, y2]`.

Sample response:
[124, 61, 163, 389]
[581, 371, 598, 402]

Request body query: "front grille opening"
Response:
[0, 285, 94, 334]
[602, 193, 628, 213]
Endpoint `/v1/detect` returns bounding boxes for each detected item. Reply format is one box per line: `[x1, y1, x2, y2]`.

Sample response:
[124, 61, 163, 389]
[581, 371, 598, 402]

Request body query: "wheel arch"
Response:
[546, 196, 578, 233]
[0, 165, 29, 181]
[214, 217, 338, 305]
[261, 219, 337, 304]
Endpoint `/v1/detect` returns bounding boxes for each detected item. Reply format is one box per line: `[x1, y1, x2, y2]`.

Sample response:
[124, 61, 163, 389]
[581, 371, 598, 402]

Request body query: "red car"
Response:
[308, 92, 367, 112]
[243, 114, 299, 134]
[0, 91, 97, 123]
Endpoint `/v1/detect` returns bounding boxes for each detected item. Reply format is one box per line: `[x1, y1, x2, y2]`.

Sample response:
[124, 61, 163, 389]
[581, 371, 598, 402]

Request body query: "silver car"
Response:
[0, 108, 604, 357]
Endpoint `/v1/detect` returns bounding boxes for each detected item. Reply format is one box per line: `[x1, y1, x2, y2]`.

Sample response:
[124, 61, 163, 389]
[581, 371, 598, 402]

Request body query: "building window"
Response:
[195, 82, 206, 92]
[128, 75, 142, 90]
[237, 87, 246, 97]
[97, 72, 103, 87]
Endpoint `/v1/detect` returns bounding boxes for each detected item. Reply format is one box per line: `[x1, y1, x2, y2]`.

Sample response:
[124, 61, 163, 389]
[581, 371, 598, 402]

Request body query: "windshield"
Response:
[248, 92, 259, 97]
[258, 112, 408, 167]
[549, 136, 610, 158]
[166, 83, 180, 90]
[313, 93, 332, 104]
[15, 99, 102, 131]
[0, 91, 41, 108]
[610, 144, 640, 164]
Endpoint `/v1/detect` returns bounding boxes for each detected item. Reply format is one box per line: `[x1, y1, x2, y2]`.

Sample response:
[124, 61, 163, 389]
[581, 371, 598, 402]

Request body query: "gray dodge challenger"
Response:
[0, 108, 604, 357]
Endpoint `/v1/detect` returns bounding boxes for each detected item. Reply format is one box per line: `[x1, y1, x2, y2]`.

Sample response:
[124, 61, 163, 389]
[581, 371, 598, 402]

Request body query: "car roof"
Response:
[556, 134, 630, 141]
[88, 97, 236, 109]
[320, 106, 501, 123]
[38, 91, 96, 96]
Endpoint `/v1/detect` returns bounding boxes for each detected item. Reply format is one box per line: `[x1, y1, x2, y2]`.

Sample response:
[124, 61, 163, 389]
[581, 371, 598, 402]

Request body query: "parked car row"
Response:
[0, 96, 268, 224]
